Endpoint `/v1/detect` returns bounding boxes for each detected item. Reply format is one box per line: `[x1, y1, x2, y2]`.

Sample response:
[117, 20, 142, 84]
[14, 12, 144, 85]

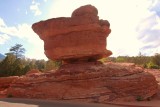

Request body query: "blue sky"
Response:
[0, 0, 160, 60]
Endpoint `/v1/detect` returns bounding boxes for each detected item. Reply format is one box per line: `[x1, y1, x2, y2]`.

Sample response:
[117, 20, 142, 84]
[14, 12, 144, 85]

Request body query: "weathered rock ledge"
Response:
[6, 62, 158, 103]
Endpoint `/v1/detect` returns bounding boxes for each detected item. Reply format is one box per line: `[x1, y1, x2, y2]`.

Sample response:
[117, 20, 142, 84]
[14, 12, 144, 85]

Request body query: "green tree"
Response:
[35, 60, 46, 72]
[116, 56, 126, 62]
[0, 44, 26, 77]
[11, 58, 25, 76]
[6, 44, 25, 59]
[152, 53, 160, 66]
[45, 60, 61, 71]
[0, 54, 16, 77]
[147, 61, 159, 69]
[22, 65, 31, 74]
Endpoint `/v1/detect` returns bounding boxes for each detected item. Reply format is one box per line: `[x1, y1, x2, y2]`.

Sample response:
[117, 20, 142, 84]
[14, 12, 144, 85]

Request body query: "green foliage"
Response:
[6, 44, 25, 59]
[45, 60, 61, 71]
[152, 53, 160, 66]
[147, 61, 159, 69]
[0, 54, 16, 77]
[0, 56, 62, 77]
[35, 60, 46, 72]
[116, 56, 126, 62]
[0, 44, 62, 77]
[113, 53, 160, 69]
[143, 63, 148, 68]
[99, 58, 109, 63]
[11, 58, 26, 76]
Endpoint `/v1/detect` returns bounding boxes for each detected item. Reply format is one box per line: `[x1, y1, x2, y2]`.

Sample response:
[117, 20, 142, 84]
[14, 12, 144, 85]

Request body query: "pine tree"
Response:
[6, 44, 25, 59]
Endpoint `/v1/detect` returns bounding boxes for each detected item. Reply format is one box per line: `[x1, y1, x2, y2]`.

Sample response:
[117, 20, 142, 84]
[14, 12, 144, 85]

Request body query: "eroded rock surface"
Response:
[7, 62, 158, 102]
[0, 76, 18, 98]
[0, 76, 18, 91]
[32, 5, 112, 62]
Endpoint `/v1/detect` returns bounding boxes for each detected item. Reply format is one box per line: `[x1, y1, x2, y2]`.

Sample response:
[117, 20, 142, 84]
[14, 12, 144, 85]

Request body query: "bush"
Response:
[116, 56, 126, 62]
[143, 63, 147, 68]
[147, 61, 159, 69]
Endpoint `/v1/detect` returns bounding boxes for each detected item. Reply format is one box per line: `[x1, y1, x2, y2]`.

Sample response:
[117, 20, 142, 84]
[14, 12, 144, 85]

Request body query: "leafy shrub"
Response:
[147, 61, 159, 69]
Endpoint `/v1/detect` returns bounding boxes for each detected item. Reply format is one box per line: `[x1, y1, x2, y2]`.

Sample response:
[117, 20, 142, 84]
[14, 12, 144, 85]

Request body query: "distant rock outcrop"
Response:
[32, 5, 112, 63]
[7, 62, 158, 102]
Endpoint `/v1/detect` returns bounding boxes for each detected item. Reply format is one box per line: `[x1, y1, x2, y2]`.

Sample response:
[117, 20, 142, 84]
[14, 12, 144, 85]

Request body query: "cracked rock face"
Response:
[7, 62, 158, 102]
[32, 5, 112, 62]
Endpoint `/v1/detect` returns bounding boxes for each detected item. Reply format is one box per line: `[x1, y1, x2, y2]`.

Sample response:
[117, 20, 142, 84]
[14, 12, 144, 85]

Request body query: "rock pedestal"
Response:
[32, 5, 112, 62]
[7, 62, 158, 102]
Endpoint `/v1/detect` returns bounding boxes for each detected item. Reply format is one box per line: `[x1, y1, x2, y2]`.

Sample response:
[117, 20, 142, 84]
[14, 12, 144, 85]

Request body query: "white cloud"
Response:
[25, 11, 28, 15]
[0, 18, 11, 45]
[0, 17, 47, 59]
[152, 15, 160, 30]
[150, 0, 160, 17]
[0, 19, 36, 42]
[0, 34, 10, 44]
[30, 1, 42, 16]
[26, 41, 48, 60]
[136, 4, 160, 56]
[0, 18, 6, 27]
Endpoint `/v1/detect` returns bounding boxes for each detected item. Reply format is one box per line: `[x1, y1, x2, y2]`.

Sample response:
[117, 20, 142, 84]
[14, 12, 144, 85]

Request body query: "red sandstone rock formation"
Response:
[0, 5, 157, 103]
[32, 5, 112, 62]
[7, 62, 158, 102]
[0, 76, 18, 98]
[0, 76, 18, 91]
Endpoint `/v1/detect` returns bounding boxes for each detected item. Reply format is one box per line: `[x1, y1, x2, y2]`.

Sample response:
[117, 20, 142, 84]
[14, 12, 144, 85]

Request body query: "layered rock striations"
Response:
[7, 63, 158, 102]
[0, 76, 18, 98]
[32, 5, 112, 62]
[0, 76, 18, 91]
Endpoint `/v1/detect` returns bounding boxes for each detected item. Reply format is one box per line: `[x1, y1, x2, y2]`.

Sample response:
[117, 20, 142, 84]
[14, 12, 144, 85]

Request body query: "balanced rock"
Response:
[32, 5, 112, 62]
[7, 62, 158, 102]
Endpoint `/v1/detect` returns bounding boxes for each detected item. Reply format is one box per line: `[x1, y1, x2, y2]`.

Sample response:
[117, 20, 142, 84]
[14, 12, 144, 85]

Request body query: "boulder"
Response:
[7, 62, 158, 102]
[32, 5, 112, 62]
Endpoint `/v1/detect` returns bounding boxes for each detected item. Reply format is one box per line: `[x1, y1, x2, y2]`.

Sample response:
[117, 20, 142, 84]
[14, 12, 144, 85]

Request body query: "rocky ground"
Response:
[145, 69, 160, 100]
[0, 63, 160, 107]
[0, 62, 159, 101]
